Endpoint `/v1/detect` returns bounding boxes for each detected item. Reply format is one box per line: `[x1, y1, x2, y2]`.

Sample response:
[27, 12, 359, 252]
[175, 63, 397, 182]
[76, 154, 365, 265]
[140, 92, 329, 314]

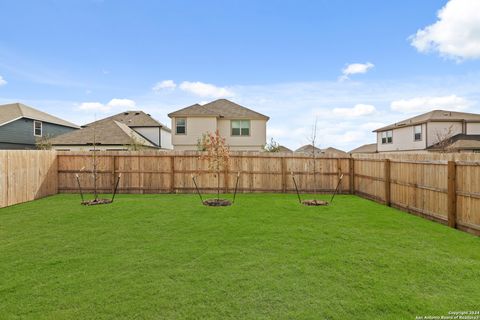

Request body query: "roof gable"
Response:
[50, 119, 156, 147]
[295, 144, 323, 153]
[84, 110, 171, 131]
[349, 143, 377, 154]
[0, 103, 79, 128]
[168, 99, 269, 120]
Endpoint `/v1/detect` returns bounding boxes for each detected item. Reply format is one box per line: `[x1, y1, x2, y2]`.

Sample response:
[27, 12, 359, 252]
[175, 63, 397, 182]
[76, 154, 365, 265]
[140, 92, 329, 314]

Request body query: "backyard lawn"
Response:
[0, 194, 479, 319]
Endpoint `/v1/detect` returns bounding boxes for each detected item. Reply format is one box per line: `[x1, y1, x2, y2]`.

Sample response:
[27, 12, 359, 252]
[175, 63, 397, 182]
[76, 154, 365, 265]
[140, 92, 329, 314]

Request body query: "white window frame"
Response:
[34, 120, 42, 137]
[231, 120, 251, 136]
[381, 130, 392, 144]
[414, 125, 422, 141]
[175, 118, 186, 135]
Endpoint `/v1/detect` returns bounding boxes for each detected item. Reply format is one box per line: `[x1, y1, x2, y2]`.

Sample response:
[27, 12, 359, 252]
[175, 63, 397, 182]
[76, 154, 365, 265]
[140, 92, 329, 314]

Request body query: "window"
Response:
[175, 118, 186, 134]
[34, 121, 42, 137]
[414, 125, 422, 141]
[231, 120, 250, 136]
[381, 130, 392, 144]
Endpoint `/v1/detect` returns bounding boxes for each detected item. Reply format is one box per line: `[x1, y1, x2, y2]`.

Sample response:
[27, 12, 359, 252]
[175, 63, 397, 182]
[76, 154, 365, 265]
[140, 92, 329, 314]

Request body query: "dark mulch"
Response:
[81, 199, 113, 206]
[203, 198, 232, 206]
[302, 199, 328, 206]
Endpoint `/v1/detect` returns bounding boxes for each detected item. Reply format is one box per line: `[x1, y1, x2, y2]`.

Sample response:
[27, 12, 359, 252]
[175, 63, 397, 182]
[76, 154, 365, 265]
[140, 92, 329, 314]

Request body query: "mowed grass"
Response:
[0, 194, 479, 320]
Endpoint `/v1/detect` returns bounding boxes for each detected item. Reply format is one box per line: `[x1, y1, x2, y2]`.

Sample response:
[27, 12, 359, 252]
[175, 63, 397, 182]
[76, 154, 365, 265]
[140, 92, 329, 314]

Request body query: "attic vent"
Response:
[124, 112, 129, 115]
[135, 112, 140, 115]
[443, 112, 451, 116]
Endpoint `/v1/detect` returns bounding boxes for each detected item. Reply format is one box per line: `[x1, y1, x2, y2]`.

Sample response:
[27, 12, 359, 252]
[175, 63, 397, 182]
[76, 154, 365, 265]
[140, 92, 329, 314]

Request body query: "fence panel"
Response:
[0, 150, 58, 208]
[57, 151, 350, 194]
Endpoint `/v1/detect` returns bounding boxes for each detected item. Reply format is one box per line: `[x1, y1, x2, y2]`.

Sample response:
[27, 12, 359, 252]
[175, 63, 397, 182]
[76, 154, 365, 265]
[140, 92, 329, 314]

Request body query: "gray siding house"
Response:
[0, 103, 79, 149]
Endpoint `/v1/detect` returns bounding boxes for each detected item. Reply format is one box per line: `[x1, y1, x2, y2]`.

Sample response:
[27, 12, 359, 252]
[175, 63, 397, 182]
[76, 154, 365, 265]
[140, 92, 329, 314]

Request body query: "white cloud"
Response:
[78, 98, 136, 113]
[333, 104, 376, 117]
[390, 95, 471, 113]
[107, 98, 136, 109]
[340, 62, 374, 80]
[179, 81, 234, 98]
[152, 80, 176, 92]
[0, 75, 7, 86]
[410, 0, 480, 61]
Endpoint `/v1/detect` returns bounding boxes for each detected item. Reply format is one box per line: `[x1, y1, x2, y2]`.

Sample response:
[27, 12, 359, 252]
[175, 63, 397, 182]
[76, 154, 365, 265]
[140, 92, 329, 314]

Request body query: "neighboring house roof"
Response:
[0, 102, 79, 128]
[168, 99, 269, 120]
[277, 145, 293, 152]
[349, 143, 377, 154]
[295, 145, 347, 156]
[50, 120, 156, 147]
[374, 110, 480, 132]
[428, 134, 480, 151]
[84, 110, 171, 132]
[322, 147, 348, 156]
[295, 144, 323, 154]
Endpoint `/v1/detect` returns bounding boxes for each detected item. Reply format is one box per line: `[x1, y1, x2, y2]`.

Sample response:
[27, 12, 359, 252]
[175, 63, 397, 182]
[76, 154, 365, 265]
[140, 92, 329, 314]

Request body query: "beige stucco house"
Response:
[168, 99, 269, 151]
[374, 110, 480, 153]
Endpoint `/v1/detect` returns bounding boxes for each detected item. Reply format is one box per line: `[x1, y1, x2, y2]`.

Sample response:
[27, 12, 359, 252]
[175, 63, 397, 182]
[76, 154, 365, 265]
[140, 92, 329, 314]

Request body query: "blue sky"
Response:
[1, 0, 480, 150]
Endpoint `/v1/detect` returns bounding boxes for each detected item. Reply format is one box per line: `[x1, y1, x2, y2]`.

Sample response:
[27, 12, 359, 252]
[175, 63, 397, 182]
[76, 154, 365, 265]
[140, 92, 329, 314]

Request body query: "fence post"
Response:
[111, 155, 116, 193]
[170, 155, 175, 193]
[447, 161, 457, 228]
[349, 158, 355, 195]
[224, 166, 229, 193]
[384, 159, 391, 206]
[281, 157, 287, 193]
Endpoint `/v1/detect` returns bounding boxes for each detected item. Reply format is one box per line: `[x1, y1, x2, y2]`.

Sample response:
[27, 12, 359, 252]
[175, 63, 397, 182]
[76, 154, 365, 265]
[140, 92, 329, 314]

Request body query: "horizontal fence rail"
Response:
[1, 150, 480, 236]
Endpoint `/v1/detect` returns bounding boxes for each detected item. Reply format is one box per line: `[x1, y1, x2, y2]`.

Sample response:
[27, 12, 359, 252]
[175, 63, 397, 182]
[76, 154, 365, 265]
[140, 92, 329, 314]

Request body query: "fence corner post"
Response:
[447, 160, 457, 228]
[384, 159, 391, 206]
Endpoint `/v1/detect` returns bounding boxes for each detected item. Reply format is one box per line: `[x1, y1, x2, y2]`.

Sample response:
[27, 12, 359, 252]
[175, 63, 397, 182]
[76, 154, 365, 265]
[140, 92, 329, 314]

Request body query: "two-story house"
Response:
[0, 103, 79, 149]
[374, 110, 480, 153]
[50, 111, 172, 151]
[168, 99, 269, 151]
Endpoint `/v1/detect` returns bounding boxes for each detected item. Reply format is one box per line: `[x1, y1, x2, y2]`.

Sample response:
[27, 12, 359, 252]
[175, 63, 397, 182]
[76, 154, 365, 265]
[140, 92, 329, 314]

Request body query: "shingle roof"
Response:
[295, 145, 347, 155]
[84, 110, 171, 132]
[349, 143, 377, 154]
[295, 144, 323, 154]
[50, 120, 156, 147]
[0, 103, 79, 128]
[278, 145, 293, 152]
[374, 110, 480, 132]
[428, 134, 480, 151]
[168, 99, 269, 120]
[322, 147, 348, 155]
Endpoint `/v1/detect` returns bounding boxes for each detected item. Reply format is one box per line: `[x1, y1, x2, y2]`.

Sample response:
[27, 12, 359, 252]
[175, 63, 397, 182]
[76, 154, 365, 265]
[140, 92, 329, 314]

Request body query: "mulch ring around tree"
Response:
[203, 199, 232, 206]
[302, 199, 329, 206]
[81, 199, 113, 206]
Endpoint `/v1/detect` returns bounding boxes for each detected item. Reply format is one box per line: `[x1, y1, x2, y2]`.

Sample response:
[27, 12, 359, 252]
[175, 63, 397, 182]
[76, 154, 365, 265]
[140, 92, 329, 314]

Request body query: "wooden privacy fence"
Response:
[353, 153, 480, 235]
[2, 150, 480, 236]
[57, 151, 351, 195]
[0, 150, 58, 208]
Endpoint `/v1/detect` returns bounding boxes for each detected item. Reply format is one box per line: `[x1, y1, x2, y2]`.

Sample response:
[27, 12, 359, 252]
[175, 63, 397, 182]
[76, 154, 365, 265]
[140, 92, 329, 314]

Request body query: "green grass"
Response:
[0, 194, 479, 319]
